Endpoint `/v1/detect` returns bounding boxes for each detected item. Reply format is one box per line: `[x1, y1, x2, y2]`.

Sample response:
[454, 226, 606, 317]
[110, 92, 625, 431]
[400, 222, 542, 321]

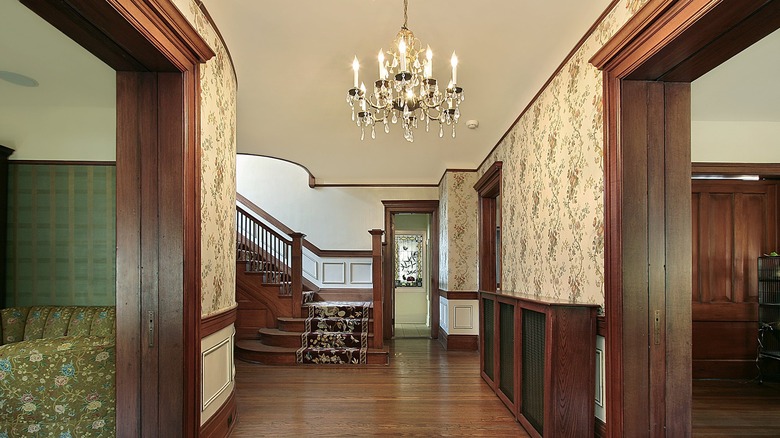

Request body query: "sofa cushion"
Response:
[42, 306, 75, 338]
[0, 307, 29, 345]
[89, 307, 115, 338]
[67, 307, 97, 337]
[23, 307, 53, 341]
[0, 335, 115, 436]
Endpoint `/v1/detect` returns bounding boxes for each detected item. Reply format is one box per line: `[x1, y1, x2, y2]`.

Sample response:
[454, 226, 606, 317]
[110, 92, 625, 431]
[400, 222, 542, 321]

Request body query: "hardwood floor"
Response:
[232, 338, 780, 437]
[231, 338, 528, 437]
[693, 379, 780, 437]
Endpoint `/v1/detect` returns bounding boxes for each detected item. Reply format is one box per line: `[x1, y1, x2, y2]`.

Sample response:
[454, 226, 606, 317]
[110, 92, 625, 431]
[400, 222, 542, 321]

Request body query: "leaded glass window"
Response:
[395, 234, 423, 287]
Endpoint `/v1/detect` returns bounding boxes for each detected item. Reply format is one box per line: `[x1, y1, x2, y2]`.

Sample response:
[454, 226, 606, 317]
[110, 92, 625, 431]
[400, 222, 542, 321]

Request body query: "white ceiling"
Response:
[691, 27, 780, 122]
[2, 1, 778, 180]
[0, 1, 113, 111]
[202, 0, 612, 184]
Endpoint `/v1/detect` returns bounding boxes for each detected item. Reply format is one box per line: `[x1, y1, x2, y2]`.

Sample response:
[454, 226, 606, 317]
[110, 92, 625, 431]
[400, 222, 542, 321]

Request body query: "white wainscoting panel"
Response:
[440, 297, 449, 333]
[201, 324, 235, 425]
[322, 262, 346, 284]
[439, 298, 478, 335]
[453, 305, 474, 330]
[595, 335, 606, 421]
[349, 262, 373, 284]
[303, 253, 318, 280]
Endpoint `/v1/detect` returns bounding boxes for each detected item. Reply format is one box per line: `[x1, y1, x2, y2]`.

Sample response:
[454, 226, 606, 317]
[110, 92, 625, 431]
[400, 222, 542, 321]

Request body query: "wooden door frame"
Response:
[474, 162, 502, 293]
[21, 0, 214, 436]
[591, 0, 780, 435]
[382, 200, 440, 340]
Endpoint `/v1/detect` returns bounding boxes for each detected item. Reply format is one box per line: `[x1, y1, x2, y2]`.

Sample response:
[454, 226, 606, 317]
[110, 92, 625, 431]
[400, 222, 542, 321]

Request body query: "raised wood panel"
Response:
[693, 321, 757, 360]
[235, 263, 293, 340]
[692, 180, 778, 379]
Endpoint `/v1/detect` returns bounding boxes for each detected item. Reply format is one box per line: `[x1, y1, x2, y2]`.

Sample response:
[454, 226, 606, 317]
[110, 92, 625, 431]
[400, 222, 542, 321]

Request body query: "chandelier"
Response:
[346, 0, 464, 142]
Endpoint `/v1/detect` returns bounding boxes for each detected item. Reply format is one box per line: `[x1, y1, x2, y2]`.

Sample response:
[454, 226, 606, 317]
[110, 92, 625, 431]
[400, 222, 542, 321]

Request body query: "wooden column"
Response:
[289, 232, 305, 316]
[370, 229, 384, 349]
[0, 146, 13, 307]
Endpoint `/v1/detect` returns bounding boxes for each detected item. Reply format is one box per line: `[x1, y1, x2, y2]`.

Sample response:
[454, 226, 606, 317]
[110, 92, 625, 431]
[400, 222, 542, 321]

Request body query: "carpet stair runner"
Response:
[235, 296, 389, 365]
[295, 301, 370, 364]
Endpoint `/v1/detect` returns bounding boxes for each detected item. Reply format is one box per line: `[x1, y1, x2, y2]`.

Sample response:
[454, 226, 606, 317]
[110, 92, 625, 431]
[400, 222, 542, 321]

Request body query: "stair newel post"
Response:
[369, 229, 384, 349]
[289, 232, 305, 316]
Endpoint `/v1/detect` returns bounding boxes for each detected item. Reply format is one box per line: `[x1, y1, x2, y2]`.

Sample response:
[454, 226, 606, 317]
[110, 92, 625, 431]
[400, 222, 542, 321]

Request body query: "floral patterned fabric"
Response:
[296, 302, 370, 365]
[0, 306, 115, 437]
[1, 307, 30, 345]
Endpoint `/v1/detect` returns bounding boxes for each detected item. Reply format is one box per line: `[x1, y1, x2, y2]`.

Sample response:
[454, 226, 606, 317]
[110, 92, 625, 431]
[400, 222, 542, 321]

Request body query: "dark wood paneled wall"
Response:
[692, 180, 779, 378]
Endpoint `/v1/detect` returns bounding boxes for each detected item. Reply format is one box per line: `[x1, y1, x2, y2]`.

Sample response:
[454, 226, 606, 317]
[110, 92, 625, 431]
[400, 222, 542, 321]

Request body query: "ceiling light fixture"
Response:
[346, 0, 464, 142]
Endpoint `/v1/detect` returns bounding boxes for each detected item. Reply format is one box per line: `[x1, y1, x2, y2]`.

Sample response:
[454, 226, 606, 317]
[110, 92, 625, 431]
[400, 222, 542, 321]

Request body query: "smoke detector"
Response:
[466, 119, 479, 129]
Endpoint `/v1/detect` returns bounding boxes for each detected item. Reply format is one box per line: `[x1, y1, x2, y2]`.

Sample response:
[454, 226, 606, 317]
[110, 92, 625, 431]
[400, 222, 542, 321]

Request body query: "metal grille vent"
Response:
[522, 309, 546, 434]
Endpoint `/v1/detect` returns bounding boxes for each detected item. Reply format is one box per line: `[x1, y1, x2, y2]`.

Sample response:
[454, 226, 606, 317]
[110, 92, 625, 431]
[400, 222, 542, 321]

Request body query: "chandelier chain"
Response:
[403, 0, 408, 29]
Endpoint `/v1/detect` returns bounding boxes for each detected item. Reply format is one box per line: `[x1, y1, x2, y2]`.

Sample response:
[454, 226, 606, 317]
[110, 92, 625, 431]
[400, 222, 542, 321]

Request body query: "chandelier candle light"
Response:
[346, 0, 464, 142]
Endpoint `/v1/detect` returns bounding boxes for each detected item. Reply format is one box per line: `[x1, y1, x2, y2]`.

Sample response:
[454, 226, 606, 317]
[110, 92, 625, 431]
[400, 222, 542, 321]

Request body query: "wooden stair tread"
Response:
[237, 340, 385, 353]
[259, 328, 374, 338]
[235, 340, 389, 366]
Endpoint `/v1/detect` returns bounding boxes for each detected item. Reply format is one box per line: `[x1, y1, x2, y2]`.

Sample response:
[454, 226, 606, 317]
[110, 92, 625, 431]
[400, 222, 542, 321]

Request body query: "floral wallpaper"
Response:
[439, 0, 649, 306]
[172, 0, 238, 317]
[438, 171, 478, 291]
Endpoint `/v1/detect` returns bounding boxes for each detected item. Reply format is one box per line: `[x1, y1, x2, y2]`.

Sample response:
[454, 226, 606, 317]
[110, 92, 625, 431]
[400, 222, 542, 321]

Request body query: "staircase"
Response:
[236, 291, 388, 365]
[234, 204, 388, 365]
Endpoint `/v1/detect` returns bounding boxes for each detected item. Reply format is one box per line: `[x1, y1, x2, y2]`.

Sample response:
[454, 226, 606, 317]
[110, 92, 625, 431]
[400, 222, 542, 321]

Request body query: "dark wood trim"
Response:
[0, 146, 12, 308]
[597, 314, 606, 337]
[437, 330, 479, 351]
[591, 1, 780, 436]
[382, 200, 440, 340]
[473, 162, 503, 194]
[21, 1, 215, 436]
[439, 289, 479, 300]
[236, 193, 371, 258]
[201, 307, 237, 338]
[595, 417, 607, 438]
[477, 0, 621, 173]
[370, 229, 384, 349]
[199, 390, 237, 438]
[475, 162, 502, 293]
[315, 182, 440, 188]
[9, 160, 116, 166]
[237, 153, 440, 187]
[692, 162, 780, 177]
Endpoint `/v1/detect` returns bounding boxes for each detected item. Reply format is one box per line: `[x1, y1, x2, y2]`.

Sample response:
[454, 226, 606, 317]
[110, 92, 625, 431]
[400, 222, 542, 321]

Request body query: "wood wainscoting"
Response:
[438, 290, 479, 351]
[200, 308, 238, 438]
[692, 179, 778, 379]
[438, 330, 479, 351]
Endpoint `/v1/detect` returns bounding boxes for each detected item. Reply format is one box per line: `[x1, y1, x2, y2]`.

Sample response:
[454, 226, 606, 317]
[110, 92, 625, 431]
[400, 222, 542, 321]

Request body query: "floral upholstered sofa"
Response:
[0, 306, 115, 437]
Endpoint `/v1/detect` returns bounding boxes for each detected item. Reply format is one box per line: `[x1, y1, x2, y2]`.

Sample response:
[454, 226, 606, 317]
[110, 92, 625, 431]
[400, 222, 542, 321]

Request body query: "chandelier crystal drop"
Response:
[346, 0, 464, 143]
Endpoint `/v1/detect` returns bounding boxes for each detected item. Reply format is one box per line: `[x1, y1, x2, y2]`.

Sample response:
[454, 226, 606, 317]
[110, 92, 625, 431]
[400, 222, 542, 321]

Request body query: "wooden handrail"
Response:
[237, 193, 371, 257]
[370, 229, 384, 349]
[236, 206, 295, 296]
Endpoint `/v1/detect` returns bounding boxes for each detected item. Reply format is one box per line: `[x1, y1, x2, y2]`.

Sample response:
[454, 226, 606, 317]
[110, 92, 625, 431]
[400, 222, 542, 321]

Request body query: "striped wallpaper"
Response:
[6, 163, 116, 306]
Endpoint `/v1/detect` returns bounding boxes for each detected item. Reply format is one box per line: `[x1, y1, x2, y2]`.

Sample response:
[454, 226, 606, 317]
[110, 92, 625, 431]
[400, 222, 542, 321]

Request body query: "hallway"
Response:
[231, 338, 527, 437]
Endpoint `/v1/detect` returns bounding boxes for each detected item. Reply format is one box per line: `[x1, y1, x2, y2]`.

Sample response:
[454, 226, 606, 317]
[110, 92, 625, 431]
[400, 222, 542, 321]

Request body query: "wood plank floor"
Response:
[231, 338, 780, 436]
[231, 338, 528, 437]
[693, 379, 780, 437]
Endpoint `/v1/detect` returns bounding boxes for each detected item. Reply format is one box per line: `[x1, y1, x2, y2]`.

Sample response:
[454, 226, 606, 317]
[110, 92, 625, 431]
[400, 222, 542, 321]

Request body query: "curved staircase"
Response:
[235, 204, 388, 365]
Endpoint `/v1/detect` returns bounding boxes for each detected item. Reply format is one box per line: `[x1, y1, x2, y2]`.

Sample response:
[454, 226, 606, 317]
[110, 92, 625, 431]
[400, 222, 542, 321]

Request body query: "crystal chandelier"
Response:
[346, 0, 464, 142]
